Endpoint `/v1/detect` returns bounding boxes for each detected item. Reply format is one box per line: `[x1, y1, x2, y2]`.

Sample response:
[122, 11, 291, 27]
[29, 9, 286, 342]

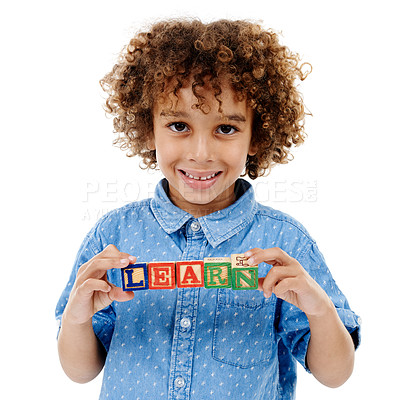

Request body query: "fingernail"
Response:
[248, 257, 255, 265]
[120, 258, 128, 264]
[128, 256, 136, 262]
[263, 292, 270, 299]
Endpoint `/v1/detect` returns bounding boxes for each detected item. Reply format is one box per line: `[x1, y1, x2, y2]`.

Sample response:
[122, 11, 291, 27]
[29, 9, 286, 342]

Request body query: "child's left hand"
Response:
[245, 247, 333, 318]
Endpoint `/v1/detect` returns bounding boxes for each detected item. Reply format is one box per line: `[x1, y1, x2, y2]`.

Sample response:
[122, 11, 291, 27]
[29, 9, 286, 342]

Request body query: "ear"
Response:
[147, 134, 156, 151]
[248, 143, 258, 157]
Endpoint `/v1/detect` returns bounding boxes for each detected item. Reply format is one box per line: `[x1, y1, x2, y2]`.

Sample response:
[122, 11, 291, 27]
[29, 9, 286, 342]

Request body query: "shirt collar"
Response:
[150, 178, 258, 248]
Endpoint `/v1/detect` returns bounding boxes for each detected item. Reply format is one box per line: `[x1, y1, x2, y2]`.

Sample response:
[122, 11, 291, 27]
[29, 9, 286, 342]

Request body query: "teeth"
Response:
[184, 171, 217, 180]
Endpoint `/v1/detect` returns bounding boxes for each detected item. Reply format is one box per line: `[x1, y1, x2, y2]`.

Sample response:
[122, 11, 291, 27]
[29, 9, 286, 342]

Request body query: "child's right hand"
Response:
[62, 244, 135, 326]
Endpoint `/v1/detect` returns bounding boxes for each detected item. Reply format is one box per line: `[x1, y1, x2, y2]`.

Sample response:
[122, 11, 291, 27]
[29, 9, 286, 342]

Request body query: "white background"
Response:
[1, 0, 399, 398]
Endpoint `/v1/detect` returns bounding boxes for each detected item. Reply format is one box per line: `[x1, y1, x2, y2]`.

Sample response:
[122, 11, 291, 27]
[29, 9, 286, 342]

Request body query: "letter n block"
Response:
[204, 257, 231, 289]
[121, 263, 149, 291]
[176, 260, 204, 288]
[148, 262, 176, 289]
[231, 254, 258, 290]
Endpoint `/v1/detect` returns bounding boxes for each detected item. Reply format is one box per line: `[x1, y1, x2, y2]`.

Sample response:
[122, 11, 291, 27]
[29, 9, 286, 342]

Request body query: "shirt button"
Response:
[190, 221, 201, 232]
[180, 317, 191, 329]
[174, 377, 185, 388]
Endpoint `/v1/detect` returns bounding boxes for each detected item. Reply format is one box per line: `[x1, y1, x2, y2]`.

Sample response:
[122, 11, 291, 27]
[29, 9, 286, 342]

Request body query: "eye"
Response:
[216, 125, 238, 135]
[168, 122, 189, 132]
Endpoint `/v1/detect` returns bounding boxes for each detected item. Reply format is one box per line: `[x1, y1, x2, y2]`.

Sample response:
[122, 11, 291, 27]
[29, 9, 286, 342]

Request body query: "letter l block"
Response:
[121, 263, 149, 291]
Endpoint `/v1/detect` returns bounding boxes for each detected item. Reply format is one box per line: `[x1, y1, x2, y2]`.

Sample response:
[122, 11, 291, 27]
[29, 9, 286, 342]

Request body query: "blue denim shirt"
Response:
[56, 179, 360, 400]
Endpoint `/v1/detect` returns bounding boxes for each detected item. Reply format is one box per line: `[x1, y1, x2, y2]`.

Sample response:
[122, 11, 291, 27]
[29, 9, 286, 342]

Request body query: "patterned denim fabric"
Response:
[56, 179, 361, 400]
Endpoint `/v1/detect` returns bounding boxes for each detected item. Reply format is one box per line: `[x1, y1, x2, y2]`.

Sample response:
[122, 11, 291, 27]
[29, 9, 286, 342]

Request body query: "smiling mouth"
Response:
[180, 170, 221, 181]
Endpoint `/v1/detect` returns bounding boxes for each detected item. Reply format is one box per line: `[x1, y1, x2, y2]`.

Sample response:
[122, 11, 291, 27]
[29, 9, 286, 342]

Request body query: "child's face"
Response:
[151, 79, 256, 217]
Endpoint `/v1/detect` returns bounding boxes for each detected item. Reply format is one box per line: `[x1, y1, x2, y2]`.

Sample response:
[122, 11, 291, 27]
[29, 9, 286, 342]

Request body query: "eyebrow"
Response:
[159, 110, 247, 122]
[223, 113, 247, 122]
[159, 111, 190, 118]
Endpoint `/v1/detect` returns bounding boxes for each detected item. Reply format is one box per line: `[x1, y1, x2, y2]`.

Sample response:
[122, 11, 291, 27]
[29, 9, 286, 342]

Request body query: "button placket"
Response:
[168, 224, 205, 400]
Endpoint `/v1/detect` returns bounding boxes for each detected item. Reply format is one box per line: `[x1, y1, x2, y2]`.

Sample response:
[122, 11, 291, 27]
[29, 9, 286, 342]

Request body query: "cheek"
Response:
[225, 143, 251, 167]
[154, 137, 178, 168]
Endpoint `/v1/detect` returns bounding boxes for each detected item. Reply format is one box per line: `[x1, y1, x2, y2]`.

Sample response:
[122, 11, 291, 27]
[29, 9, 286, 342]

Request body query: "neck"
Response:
[168, 185, 237, 218]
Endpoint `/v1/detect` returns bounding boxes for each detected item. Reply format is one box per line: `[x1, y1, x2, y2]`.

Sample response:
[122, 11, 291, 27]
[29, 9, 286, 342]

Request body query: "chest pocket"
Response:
[212, 289, 277, 369]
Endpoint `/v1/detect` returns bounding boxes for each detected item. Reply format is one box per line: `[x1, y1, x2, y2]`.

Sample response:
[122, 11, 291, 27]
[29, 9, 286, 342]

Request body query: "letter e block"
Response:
[121, 263, 149, 291]
[176, 260, 204, 288]
[204, 257, 231, 289]
[231, 254, 258, 290]
[148, 262, 176, 289]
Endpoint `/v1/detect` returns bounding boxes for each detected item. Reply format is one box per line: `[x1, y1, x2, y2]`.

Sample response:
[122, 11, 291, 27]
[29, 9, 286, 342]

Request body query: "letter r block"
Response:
[176, 261, 204, 288]
[204, 257, 231, 289]
[121, 263, 149, 291]
[148, 262, 176, 289]
[231, 254, 258, 290]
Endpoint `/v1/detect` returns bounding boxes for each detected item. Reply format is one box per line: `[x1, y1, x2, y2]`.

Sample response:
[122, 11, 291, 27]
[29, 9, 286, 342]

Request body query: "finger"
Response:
[257, 277, 270, 297]
[258, 278, 274, 299]
[258, 266, 298, 297]
[76, 256, 137, 285]
[77, 278, 111, 298]
[108, 285, 135, 303]
[257, 276, 275, 298]
[273, 277, 299, 298]
[245, 247, 293, 267]
[101, 244, 136, 263]
[244, 248, 263, 262]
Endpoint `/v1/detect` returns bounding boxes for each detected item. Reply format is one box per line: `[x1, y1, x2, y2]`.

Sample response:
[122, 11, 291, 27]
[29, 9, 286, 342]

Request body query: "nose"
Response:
[187, 132, 214, 163]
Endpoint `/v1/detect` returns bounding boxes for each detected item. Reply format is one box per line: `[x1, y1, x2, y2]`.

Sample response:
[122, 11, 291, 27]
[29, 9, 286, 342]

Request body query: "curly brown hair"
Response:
[100, 19, 310, 179]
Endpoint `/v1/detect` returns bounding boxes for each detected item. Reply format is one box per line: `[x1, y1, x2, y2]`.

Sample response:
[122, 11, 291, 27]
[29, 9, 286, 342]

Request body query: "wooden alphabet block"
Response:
[121, 263, 149, 291]
[231, 254, 258, 290]
[148, 262, 176, 290]
[204, 257, 232, 289]
[231, 253, 253, 269]
[176, 260, 204, 288]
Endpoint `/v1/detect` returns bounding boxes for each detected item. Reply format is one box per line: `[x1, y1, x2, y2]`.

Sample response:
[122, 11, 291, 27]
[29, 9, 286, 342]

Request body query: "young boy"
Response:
[56, 19, 360, 399]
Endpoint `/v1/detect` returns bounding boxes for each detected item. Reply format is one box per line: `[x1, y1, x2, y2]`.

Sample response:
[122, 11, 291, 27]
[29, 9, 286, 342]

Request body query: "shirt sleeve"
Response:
[276, 241, 361, 372]
[55, 224, 116, 353]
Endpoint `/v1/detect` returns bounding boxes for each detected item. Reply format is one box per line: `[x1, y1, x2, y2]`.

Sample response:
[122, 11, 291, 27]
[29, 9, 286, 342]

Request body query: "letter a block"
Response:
[148, 262, 176, 290]
[121, 263, 149, 291]
[176, 260, 204, 288]
[231, 254, 258, 290]
[204, 257, 232, 289]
